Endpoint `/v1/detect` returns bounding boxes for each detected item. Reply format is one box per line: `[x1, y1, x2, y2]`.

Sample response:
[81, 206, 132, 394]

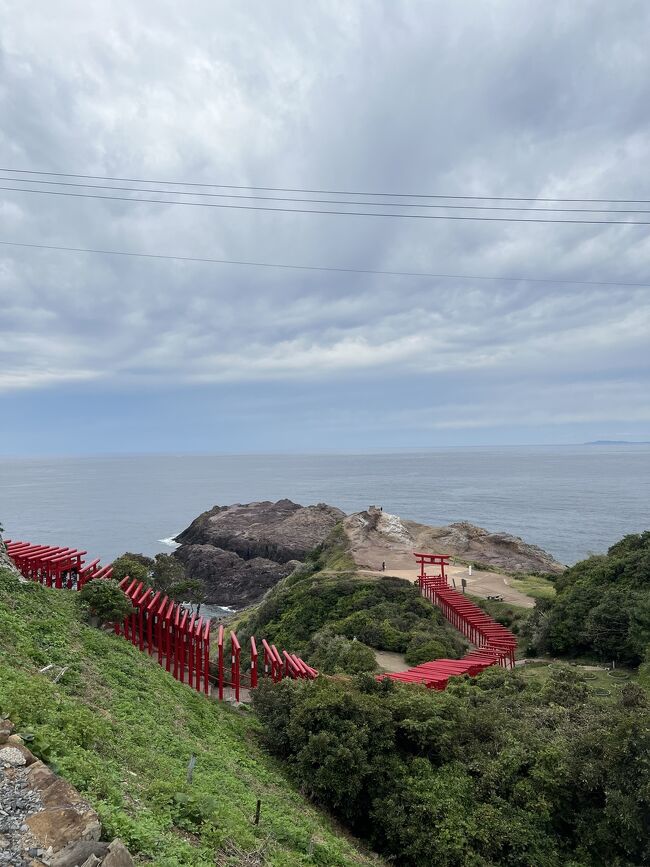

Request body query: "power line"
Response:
[1, 238, 647, 289]
[2, 175, 650, 214]
[1, 166, 649, 204]
[2, 185, 650, 224]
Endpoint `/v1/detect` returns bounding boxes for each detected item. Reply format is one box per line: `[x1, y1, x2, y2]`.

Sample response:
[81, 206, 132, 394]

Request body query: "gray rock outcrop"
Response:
[0, 722, 133, 866]
[0, 533, 23, 580]
[174, 544, 301, 608]
[344, 507, 565, 575]
[173, 499, 344, 608]
[175, 499, 345, 563]
[412, 520, 565, 574]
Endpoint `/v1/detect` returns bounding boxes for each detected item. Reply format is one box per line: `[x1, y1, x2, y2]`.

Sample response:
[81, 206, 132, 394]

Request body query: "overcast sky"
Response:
[1, 1, 649, 455]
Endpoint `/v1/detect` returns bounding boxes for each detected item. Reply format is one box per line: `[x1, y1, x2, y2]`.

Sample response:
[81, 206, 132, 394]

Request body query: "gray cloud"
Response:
[0, 0, 649, 439]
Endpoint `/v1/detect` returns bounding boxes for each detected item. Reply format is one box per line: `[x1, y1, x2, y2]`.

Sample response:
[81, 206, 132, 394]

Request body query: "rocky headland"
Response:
[173, 499, 345, 607]
[173, 499, 564, 609]
[345, 507, 566, 575]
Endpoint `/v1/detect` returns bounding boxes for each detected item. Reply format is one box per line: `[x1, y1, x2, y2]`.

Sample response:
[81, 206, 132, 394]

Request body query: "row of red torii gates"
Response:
[381, 554, 517, 691]
[4, 539, 317, 701]
[5, 540, 516, 698]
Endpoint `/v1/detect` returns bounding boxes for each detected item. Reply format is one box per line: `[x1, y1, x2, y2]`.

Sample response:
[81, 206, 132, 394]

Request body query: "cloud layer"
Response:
[1, 0, 649, 450]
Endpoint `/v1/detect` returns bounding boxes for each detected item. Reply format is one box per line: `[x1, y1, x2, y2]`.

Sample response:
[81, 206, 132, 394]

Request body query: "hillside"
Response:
[0, 568, 377, 866]
[532, 530, 650, 665]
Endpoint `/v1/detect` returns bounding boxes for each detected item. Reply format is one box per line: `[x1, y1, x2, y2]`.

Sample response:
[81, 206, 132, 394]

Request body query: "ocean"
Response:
[1, 445, 649, 568]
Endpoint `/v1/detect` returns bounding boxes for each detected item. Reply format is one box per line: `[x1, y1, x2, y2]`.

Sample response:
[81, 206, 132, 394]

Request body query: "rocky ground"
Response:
[0, 536, 23, 581]
[172, 499, 564, 609]
[0, 721, 132, 867]
[345, 507, 565, 575]
[174, 499, 344, 607]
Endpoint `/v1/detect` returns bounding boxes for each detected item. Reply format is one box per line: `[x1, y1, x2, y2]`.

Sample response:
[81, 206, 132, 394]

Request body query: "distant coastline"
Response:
[584, 440, 650, 445]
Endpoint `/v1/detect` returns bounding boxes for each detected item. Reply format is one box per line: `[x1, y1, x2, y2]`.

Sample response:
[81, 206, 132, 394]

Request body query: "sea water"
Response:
[1, 445, 649, 568]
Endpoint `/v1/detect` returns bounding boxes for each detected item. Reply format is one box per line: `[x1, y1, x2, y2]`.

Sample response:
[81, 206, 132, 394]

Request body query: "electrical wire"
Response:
[1, 175, 649, 214]
[1, 166, 648, 204]
[1, 238, 647, 289]
[2, 185, 650, 224]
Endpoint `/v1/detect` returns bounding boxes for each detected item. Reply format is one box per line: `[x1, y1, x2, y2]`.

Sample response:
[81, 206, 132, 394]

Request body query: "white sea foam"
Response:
[158, 536, 180, 548]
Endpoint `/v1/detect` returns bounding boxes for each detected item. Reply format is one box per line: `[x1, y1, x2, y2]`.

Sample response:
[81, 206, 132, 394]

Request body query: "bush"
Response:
[79, 579, 133, 625]
[404, 633, 447, 666]
[241, 573, 467, 663]
[539, 531, 650, 664]
[307, 629, 378, 674]
[253, 666, 650, 866]
[110, 554, 152, 585]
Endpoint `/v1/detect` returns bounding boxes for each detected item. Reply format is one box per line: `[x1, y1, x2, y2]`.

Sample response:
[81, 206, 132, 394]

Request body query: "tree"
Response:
[306, 629, 378, 674]
[110, 552, 206, 610]
[79, 578, 133, 625]
[540, 532, 650, 664]
[253, 664, 650, 866]
[111, 553, 152, 585]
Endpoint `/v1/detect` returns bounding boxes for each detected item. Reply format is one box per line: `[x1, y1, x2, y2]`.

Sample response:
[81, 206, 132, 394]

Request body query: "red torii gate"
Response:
[381, 551, 517, 690]
[6, 537, 319, 701]
[414, 552, 450, 589]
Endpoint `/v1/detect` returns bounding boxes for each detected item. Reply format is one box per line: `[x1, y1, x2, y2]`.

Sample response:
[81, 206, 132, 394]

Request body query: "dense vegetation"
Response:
[79, 577, 134, 624]
[531, 531, 650, 665]
[0, 568, 376, 866]
[254, 668, 650, 867]
[112, 552, 206, 610]
[238, 570, 467, 670]
[235, 525, 465, 670]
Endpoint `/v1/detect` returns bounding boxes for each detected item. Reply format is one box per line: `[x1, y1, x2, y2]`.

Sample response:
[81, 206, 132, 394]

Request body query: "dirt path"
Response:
[374, 649, 408, 673]
[359, 563, 534, 608]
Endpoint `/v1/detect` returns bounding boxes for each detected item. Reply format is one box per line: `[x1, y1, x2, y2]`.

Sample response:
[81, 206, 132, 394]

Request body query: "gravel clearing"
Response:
[0, 765, 47, 866]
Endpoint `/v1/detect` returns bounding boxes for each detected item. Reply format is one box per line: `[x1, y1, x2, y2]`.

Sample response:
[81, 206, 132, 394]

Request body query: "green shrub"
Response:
[254, 665, 650, 867]
[538, 531, 650, 664]
[78, 579, 133, 625]
[404, 634, 447, 666]
[306, 629, 377, 674]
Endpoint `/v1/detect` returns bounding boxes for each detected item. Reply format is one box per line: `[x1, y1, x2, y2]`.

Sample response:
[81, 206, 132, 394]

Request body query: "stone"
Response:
[174, 544, 299, 608]
[343, 508, 565, 575]
[102, 839, 134, 866]
[175, 499, 345, 562]
[174, 499, 345, 607]
[0, 746, 27, 767]
[3, 742, 37, 766]
[23, 761, 101, 852]
[79, 857, 101, 867]
[0, 720, 14, 745]
[50, 840, 109, 867]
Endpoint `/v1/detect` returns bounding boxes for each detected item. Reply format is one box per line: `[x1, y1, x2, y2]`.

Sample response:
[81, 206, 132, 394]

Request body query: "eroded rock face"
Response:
[174, 544, 301, 608]
[175, 499, 345, 563]
[414, 520, 565, 574]
[174, 500, 344, 607]
[344, 507, 565, 575]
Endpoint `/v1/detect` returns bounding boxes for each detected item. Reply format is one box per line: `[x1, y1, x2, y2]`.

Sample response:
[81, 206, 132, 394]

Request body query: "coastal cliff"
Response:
[173, 500, 564, 608]
[173, 499, 345, 607]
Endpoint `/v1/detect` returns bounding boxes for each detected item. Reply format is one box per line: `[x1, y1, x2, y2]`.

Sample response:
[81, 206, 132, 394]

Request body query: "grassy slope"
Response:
[0, 569, 376, 867]
[508, 574, 556, 600]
